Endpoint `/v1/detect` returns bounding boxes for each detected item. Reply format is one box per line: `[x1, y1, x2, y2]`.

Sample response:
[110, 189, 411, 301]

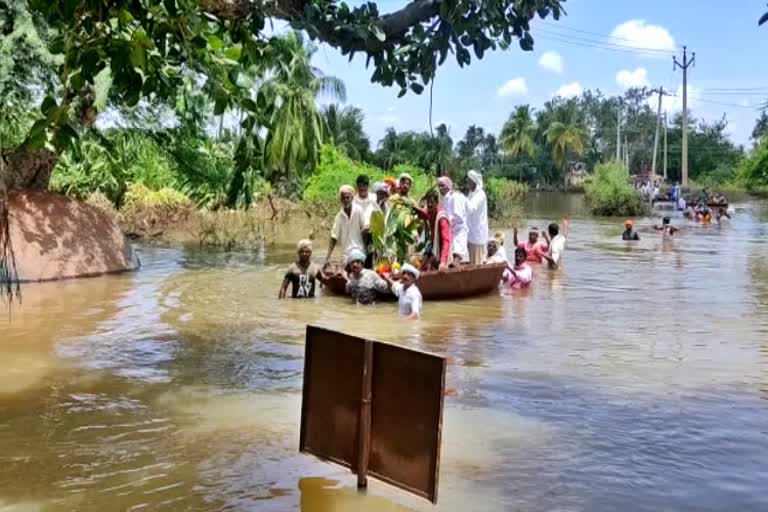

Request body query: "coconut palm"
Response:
[322, 104, 370, 161]
[261, 31, 347, 183]
[499, 105, 537, 160]
[544, 106, 586, 187]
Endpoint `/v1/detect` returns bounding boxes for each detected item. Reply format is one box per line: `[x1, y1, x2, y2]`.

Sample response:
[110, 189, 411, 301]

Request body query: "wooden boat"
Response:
[653, 199, 729, 210]
[323, 263, 507, 301]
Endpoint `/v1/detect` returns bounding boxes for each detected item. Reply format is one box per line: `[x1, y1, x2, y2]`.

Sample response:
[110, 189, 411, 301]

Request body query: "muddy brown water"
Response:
[2, 192, 768, 511]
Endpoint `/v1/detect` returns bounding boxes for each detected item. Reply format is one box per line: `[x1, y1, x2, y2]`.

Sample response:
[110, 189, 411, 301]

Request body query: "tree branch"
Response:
[207, 0, 443, 52]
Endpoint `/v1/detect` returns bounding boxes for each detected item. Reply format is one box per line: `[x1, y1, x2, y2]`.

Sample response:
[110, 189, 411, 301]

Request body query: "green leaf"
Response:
[206, 34, 224, 51]
[70, 71, 85, 91]
[214, 98, 227, 115]
[118, 8, 134, 25]
[397, 88, 407, 98]
[26, 119, 50, 148]
[241, 98, 258, 112]
[372, 25, 386, 42]
[130, 43, 147, 70]
[54, 123, 79, 150]
[41, 96, 57, 117]
[410, 82, 424, 94]
[224, 46, 242, 61]
[370, 210, 385, 237]
[393, 44, 412, 56]
[760, 12, 768, 25]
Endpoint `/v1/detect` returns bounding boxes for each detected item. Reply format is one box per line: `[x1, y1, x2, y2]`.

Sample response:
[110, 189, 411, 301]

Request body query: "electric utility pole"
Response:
[674, 46, 695, 187]
[663, 112, 668, 181]
[650, 87, 673, 180]
[616, 105, 622, 162]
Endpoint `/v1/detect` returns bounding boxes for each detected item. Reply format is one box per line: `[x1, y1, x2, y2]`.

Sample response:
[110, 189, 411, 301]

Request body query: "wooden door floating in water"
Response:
[299, 326, 446, 504]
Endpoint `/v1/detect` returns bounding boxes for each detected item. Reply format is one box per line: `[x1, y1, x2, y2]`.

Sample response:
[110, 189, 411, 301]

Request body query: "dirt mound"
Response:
[7, 190, 139, 282]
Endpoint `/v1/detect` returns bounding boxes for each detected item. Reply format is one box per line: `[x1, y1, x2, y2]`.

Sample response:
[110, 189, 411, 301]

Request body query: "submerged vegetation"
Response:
[585, 162, 647, 217]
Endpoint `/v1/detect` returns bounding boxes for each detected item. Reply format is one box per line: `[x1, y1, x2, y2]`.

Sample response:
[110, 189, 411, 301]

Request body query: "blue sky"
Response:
[308, 0, 768, 148]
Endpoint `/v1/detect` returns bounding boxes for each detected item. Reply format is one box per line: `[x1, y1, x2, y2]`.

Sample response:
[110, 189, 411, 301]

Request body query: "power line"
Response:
[535, 33, 674, 58]
[700, 86, 768, 92]
[539, 20, 680, 51]
[699, 90, 768, 96]
[534, 26, 674, 55]
[695, 98, 761, 110]
[534, 30, 674, 57]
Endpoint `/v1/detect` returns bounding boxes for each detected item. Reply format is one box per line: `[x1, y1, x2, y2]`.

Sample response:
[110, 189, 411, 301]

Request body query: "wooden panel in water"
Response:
[300, 326, 446, 503]
[299, 326, 365, 470]
[368, 342, 446, 503]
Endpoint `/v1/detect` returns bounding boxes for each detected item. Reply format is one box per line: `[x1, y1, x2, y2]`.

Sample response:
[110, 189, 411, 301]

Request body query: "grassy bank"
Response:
[77, 147, 528, 251]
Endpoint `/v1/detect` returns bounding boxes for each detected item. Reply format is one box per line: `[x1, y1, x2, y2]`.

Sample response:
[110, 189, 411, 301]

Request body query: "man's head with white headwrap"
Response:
[398, 172, 414, 196]
[467, 169, 483, 191]
[437, 176, 453, 197]
[373, 182, 390, 204]
[338, 184, 355, 208]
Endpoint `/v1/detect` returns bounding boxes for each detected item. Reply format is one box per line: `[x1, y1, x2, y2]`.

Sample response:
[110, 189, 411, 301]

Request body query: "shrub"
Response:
[51, 132, 179, 206]
[303, 145, 430, 206]
[119, 183, 193, 237]
[695, 163, 739, 189]
[736, 137, 768, 191]
[585, 161, 647, 217]
[485, 177, 527, 222]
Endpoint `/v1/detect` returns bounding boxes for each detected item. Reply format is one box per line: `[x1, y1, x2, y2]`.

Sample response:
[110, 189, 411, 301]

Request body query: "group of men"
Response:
[324, 170, 492, 269]
[279, 170, 570, 317]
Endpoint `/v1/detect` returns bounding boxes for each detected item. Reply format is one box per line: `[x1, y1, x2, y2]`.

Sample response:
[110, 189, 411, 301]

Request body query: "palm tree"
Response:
[544, 105, 586, 188]
[322, 103, 370, 161]
[499, 105, 537, 160]
[261, 31, 347, 183]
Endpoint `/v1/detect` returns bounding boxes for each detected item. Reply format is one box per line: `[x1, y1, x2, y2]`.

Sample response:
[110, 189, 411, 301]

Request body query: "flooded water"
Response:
[2, 192, 768, 511]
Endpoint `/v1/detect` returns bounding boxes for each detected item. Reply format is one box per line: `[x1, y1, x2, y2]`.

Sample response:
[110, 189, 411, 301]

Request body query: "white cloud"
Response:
[386, 106, 396, 112]
[497, 77, 528, 98]
[538, 51, 563, 74]
[657, 84, 701, 113]
[554, 82, 583, 99]
[616, 68, 650, 89]
[377, 114, 398, 124]
[610, 19, 676, 56]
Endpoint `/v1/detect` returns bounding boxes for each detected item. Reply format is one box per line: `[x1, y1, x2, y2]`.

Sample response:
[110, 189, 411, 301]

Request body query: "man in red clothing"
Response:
[416, 190, 452, 273]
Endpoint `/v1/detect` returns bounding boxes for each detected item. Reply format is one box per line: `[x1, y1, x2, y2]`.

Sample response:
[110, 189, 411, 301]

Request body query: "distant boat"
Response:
[324, 263, 506, 301]
[653, 198, 729, 210]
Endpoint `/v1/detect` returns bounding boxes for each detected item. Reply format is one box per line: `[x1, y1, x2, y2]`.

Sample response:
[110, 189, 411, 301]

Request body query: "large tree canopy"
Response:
[20, 0, 566, 136]
[0, 0, 565, 191]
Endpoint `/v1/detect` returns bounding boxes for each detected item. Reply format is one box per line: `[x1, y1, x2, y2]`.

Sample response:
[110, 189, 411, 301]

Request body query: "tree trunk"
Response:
[1, 148, 59, 191]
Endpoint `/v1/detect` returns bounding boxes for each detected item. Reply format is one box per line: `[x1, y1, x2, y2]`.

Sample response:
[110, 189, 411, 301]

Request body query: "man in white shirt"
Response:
[466, 170, 488, 265]
[325, 185, 366, 265]
[541, 219, 569, 269]
[353, 174, 377, 226]
[437, 176, 469, 264]
[353, 174, 378, 267]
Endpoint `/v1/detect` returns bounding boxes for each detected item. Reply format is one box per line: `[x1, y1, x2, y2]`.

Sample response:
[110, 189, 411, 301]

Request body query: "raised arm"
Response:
[562, 218, 570, 239]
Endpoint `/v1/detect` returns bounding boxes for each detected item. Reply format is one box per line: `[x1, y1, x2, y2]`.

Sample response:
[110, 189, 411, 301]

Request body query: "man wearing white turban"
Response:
[437, 176, 469, 264]
[325, 185, 367, 265]
[466, 170, 488, 265]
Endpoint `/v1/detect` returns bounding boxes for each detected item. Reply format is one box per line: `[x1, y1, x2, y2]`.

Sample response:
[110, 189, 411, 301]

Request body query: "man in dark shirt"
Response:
[279, 240, 325, 298]
[622, 219, 640, 241]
